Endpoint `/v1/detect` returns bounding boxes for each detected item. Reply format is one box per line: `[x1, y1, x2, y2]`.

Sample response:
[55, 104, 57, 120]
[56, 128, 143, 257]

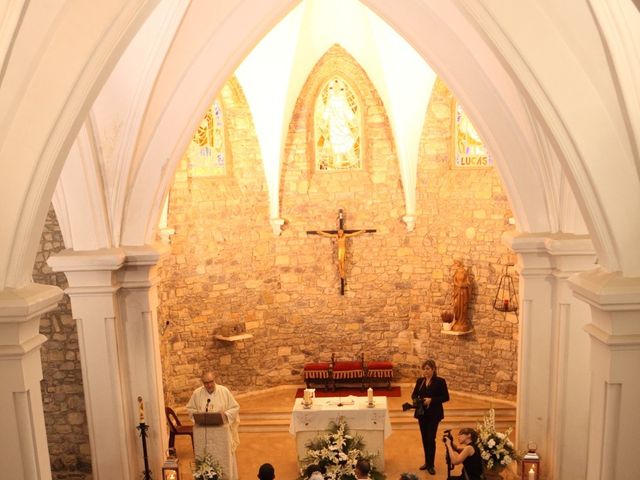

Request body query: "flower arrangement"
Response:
[476, 409, 520, 471]
[298, 417, 384, 480]
[192, 453, 223, 480]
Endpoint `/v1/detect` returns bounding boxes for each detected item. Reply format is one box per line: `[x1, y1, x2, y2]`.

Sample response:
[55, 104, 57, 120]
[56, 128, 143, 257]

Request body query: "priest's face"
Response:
[202, 373, 216, 394]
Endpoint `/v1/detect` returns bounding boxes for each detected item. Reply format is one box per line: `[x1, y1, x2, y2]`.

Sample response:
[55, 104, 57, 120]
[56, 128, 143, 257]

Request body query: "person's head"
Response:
[305, 464, 324, 480]
[399, 474, 419, 480]
[257, 463, 275, 480]
[421, 359, 437, 378]
[457, 427, 478, 445]
[201, 371, 216, 394]
[354, 459, 370, 478]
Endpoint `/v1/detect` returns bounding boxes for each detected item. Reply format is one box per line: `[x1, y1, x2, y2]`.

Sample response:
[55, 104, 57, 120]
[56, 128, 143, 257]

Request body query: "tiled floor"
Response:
[173, 385, 518, 479]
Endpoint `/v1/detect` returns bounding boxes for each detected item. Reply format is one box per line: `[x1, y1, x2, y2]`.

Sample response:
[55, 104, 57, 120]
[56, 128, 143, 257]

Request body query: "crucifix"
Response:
[307, 209, 376, 295]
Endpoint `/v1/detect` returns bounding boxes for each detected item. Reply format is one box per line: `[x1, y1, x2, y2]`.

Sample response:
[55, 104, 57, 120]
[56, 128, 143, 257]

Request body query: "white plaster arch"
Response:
[119, 0, 300, 245]
[2, 0, 639, 290]
[120, 0, 563, 250]
[0, 0, 159, 290]
[450, 0, 640, 274]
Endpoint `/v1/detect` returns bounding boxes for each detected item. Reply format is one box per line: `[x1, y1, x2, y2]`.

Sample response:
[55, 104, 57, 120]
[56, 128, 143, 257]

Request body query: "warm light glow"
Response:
[235, 0, 437, 226]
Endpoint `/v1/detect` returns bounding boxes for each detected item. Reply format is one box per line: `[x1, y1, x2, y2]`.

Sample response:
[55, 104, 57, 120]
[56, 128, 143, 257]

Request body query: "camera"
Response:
[442, 429, 453, 443]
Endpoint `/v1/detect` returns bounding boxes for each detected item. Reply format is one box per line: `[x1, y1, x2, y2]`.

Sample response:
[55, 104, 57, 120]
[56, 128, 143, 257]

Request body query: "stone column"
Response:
[0, 283, 63, 479]
[570, 268, 640, 480]
[504, 232, 596, 479]
[47, 249, 136, 479]
[48, 246, 170, 479]
[543, 236, 596, 479]
[118, 245, 169, 471]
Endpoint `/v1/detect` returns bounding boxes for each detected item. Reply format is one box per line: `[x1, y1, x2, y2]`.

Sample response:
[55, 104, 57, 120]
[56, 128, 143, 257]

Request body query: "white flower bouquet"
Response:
[298, 417, 384, 480]
[192, 453, 223, 480]
[476, 408, 520, 471]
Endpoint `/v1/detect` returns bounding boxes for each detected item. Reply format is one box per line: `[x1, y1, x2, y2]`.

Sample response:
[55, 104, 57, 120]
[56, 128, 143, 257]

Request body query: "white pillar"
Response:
[118, 245, 169, 470]
[47, 249, 135, 479]
[0, 283, 63, 480]
[48, 246, 169, 479]
[570, 268, 640, 480]
[504, 232, 596, 479]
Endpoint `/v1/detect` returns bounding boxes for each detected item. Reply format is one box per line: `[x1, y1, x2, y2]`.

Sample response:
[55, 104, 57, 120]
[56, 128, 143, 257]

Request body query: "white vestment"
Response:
[187, 384, 240, 480]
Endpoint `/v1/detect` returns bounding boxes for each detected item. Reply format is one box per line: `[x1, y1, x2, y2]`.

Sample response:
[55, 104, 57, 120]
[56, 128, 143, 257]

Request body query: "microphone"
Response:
[205, 398, 211, 412]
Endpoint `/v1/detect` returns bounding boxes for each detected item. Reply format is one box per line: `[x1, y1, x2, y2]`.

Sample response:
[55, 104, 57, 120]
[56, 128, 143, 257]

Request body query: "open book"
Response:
[192, 412, 225, 426]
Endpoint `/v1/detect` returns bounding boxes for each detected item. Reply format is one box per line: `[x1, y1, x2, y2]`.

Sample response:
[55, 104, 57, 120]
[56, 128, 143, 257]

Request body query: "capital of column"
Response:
[47, 248, 125, 295]
[503, 231, 596, 277]
[120, 243, 170, 289]
[570, 267, 640, 345]
[0, 283, 63, 356]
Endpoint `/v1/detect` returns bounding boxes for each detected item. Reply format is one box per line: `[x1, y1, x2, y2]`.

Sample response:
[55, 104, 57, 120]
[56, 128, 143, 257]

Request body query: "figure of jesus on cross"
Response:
[307, 209, 376, 294]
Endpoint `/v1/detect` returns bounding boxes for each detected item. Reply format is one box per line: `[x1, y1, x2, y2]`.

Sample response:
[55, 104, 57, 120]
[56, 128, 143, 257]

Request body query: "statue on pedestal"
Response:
[451, 260, 472, 333]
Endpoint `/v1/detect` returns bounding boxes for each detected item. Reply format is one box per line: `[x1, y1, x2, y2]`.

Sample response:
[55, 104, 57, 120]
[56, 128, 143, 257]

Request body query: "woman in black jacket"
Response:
[411, 358, 449, 475]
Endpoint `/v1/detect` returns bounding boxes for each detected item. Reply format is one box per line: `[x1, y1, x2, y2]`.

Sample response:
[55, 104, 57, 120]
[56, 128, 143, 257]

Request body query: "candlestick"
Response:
[137, 396, 145, 423]
[528, 467, 535, 480]
[367, 387, 373, 404]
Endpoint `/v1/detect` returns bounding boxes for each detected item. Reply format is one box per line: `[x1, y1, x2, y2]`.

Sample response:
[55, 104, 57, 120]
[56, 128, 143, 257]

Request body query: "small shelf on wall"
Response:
[214, 333, 253, 342]
[441, 328, 473, 336]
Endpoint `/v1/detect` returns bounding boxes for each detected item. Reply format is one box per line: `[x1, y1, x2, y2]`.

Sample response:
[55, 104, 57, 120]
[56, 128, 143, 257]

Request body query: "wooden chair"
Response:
[165, 406, 194, 452]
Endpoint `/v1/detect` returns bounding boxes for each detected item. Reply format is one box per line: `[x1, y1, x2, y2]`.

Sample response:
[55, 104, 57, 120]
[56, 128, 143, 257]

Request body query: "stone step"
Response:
[238, 408, 516, 433]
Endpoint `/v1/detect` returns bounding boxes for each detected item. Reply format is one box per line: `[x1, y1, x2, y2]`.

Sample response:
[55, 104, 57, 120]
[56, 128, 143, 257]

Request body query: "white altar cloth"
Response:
[289, 396, 392, 470]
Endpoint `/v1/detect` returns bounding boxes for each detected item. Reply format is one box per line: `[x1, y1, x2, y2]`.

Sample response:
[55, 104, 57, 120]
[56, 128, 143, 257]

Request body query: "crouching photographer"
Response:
[442, 428, 483, 480]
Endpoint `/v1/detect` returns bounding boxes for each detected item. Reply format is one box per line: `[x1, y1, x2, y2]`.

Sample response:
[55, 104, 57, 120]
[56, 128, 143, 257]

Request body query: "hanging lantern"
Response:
[520, 442, 540, 480]
[162, 448, 180, 480]
[493, 264, 519, 315]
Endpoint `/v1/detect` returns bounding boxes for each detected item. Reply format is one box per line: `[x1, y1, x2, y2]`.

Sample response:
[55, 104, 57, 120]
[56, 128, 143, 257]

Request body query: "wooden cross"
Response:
[307, 209, 376, 295]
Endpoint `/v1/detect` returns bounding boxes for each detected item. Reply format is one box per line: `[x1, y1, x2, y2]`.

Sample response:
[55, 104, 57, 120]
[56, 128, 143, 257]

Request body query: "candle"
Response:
[367, 387, 373, 403]
[503, 299, 509, 310]
[303, 389, 311, 404]
[137, 396, 145, 423]
[528, 467, 535, 480]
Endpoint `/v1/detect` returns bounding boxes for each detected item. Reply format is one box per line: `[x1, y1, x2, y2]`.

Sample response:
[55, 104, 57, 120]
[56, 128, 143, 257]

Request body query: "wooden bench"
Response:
[365, 360, 394, 389]
[303, 354, 393, 390]
[303, 361, 332, 389]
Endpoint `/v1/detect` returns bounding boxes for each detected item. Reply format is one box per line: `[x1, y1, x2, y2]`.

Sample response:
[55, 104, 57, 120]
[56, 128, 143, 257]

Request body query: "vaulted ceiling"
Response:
[1, 0, 639, 289]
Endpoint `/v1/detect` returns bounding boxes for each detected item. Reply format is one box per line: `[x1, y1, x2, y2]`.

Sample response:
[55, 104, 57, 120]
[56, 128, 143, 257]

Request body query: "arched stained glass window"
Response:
[187, 99, 226, 177]
[314, 76, 362, 171]
[452, 102, 493, 168]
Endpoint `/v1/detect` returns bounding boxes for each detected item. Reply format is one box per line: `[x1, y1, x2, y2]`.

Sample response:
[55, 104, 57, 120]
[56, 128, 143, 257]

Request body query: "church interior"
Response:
[1, 1, 639, 479]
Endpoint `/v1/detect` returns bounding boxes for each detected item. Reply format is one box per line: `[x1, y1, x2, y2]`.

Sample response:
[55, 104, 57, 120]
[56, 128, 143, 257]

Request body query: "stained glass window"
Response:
[186, 99, 226, 177]
[452, 102, 492, 168]
[314, 76, 362, 171]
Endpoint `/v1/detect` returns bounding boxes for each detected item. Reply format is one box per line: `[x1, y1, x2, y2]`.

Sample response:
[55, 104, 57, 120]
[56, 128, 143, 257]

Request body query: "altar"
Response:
[289, 396, 392, 470]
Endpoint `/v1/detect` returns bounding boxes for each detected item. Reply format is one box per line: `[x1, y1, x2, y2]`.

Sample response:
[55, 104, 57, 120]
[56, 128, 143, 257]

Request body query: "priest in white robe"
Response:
[187, 371, 240, 480]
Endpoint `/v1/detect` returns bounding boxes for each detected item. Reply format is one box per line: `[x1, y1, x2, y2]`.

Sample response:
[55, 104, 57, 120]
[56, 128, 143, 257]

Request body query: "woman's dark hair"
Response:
[459, 427, 479, 444]
[421, 359, 437, 375]
[355, 459, 370, 476]
[305, 464, 324, 476]
[258, 463, 275, 480]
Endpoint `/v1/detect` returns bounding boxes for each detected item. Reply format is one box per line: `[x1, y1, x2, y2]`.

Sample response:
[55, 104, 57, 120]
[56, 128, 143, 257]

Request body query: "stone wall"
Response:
[158, 45, 519, 408]
[33, 206, 91, 479]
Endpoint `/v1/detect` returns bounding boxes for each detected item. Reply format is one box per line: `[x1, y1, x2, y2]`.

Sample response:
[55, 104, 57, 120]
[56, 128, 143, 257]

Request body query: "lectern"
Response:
[193, 412, 225, 427]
